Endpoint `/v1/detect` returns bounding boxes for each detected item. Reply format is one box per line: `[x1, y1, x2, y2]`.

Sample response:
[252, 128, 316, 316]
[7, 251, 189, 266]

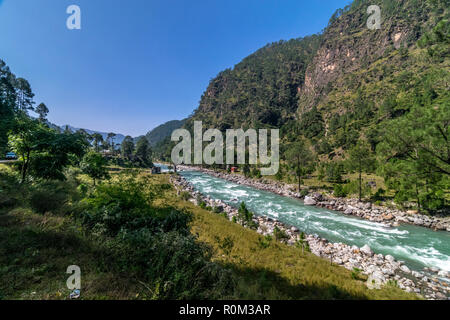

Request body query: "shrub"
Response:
[110, 229, 233, 299]
[257, 235, 272, 249]
[179, 191, 191, 201]
[237, 202, 258, 229]
[273, 226, 289, 241]
[333, 184, 348, 198]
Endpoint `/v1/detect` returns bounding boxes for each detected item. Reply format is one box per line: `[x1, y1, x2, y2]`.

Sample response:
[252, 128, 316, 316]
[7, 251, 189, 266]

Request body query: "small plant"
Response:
[351, 268, 362, 280]
[214, 236, 234, 255]
[179, 191, 191, 201]
[300, 189, 309, 197]
[296, 232, 310, 254]
[273, 226, 289, 242]
[386, 279, 399, 288]
[212, 206, 222, 214]
[257, 235, 272, 249]
[237, 202, 258, 229]
[333, 184, 348, 197]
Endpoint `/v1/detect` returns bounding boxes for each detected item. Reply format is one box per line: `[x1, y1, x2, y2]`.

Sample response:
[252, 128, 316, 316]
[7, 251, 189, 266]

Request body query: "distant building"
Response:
[151, 166, 162, 174]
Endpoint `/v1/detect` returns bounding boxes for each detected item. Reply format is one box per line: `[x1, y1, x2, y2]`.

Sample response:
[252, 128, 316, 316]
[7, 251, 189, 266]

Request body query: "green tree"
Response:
[348, 140, 375, 201]
[285, 138, 315, 192]
[92, 133, 104, 152]
[0, 59, 17, 155]
[8, 114, 88, 182]
[121, 135, 135, 160]
[80, 151, 110, 186]
[377, 103, 449, 211]
[107, 132, 116, 151]
[135, 137, 153, 168]
[14, 77, 34, 111]
[35, 103, 49, 122]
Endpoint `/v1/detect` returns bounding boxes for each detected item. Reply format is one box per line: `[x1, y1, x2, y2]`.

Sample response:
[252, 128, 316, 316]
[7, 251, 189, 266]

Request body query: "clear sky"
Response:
[0, 0, 351, 136]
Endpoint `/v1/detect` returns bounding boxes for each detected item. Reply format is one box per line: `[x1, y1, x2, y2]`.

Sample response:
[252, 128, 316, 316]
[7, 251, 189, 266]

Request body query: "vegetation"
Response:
[0, 165, 418, 300]
[181, 0, 449, 214]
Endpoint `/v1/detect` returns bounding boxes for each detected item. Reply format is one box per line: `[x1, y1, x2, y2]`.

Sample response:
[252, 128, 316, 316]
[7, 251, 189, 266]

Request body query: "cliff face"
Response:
[298, 0, 441, 113]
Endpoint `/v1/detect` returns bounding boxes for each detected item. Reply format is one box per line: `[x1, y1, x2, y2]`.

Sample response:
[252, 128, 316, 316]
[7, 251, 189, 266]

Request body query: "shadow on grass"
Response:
[224, 263, 369, 300]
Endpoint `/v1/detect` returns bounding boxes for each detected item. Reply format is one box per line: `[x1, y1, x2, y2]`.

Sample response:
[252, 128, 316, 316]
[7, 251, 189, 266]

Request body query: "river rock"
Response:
[360, 245, 374, 256]
[438, 270, 449, 278]
[304, 196, 317, 206]
[400, 265, 411, 273]
[385, 255, 395, 263]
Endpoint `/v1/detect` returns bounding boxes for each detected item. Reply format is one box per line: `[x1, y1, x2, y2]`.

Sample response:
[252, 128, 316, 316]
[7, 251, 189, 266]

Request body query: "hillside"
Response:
[189, 0, 448, 138]
[145, 119, 186, 147]
[183, 0, 449, 213]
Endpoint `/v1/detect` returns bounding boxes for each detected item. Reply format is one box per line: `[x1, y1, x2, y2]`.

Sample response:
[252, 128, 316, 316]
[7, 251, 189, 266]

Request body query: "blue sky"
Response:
[0, 0, 351, 136]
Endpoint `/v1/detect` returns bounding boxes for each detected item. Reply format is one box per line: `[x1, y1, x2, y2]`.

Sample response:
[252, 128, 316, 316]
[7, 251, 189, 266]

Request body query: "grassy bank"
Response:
[0, 164, 417, 300]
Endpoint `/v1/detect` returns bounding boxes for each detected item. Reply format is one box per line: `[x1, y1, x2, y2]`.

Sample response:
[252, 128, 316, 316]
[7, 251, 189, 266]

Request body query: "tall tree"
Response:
[35, 103, 49, 122]
[348, 140, 375, 201]
[80, 151, 110, 186]
[91, 133, 104, 152]
[121, 136, 134, 160]
[135, 137, 153, 168]
[107, 132, 116, 151]
[14, 78, 34, 112]
[0, 59, 17, 155]
[285, 138, 315, 192]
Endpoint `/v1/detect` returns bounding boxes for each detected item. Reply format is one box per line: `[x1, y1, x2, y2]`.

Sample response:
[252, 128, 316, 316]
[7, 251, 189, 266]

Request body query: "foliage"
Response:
[285, 138, 315, 191]
[237, 202, 258, 229]
[80, 151, 110, 186]
[135, 137, 153, 168]
[273, 226, 289, 242]
[8, 114, 88, 182]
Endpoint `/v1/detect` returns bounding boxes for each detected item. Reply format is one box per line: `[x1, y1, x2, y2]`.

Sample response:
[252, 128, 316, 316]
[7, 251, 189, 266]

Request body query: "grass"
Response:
[0, 208, 142, 300]
[0, 166, 418, 300]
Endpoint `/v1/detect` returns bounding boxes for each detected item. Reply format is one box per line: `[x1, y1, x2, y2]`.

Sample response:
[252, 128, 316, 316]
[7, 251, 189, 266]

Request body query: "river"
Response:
[179, 170, 450, 276]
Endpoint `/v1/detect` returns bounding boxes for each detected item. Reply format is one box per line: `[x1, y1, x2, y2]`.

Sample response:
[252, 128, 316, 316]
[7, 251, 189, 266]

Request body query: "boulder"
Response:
[385, 255, 395, 263]
[360, 244, 374, 256]
[304, 196, 317, 206]
[400, 265, 411, 273]
[437, 270, 449, 278]
[344, 208, 354, 215]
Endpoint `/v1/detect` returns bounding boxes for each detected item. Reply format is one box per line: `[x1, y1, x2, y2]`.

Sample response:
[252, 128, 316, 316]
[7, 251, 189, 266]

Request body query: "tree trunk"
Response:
[358, 162, 362, 201]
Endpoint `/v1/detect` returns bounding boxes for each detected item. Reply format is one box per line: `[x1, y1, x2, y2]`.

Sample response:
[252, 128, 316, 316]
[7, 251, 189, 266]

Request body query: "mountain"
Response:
[53, 124, 126, 145]
[144, 119, 186, 147]
[187, 0, 449, 156]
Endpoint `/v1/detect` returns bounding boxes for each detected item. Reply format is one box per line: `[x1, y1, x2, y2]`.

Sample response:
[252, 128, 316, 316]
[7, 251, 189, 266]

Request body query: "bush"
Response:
[179, 191, 191, 201]
[273, 226, 289, 241]
[80, 174, 186, 236]
[110, 229, 233, 299]
[333, 184, 348, 198]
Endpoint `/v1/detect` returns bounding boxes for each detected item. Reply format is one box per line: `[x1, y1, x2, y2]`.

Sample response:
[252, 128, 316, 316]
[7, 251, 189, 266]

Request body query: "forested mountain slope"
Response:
[185, 0, 449, 212]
